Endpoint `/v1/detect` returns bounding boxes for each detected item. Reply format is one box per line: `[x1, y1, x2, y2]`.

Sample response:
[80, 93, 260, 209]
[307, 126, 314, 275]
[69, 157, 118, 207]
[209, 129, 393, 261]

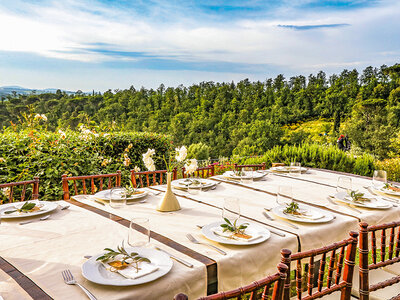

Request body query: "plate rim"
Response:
[94, 189, 148, 201]
[222, 171, 265, 179]
[202, 220, 270, 245]
[334, 191, 392, 209]
[0, 201, 58, 218]
[172, 178, 216, 189]
[81, 247, 173, 286]
[271, 205, 334, 223]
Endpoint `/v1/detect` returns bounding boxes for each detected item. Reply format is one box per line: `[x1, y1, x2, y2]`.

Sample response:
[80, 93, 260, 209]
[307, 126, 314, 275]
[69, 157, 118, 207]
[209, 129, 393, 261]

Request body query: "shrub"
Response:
[375, 158, 400, 182]
[0, 128, 172, 200]
[236, 143, 376, 177]
[187, 142, 210, 160]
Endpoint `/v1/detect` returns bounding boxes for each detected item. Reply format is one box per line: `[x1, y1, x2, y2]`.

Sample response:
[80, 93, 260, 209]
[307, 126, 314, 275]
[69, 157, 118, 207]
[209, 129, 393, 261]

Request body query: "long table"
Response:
[1, 169, 399, 299]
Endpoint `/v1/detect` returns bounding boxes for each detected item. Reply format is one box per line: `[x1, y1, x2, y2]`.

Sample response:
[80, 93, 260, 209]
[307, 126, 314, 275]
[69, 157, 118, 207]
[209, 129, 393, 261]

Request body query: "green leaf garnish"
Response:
[284, 201, 300, 214]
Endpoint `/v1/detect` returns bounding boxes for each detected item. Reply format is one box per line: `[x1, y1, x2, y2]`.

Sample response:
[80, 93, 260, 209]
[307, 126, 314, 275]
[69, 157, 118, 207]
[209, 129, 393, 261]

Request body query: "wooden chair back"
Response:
[61, 171, 121, 200]
[359, 222, 400, 300]
[181, 165, 215, 178]
[234, 163, 266, 171]
[0, 177, 39, 203]
[281, 231, 358, 300]
[130, 169, 177, 188]
[174, 263, 288, 300]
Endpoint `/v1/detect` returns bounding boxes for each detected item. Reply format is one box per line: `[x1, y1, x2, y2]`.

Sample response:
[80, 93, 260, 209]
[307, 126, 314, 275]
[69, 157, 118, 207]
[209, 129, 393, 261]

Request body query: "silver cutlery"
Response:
[198, 223, 285, 237]
[83, 255, 92, 259]
[126, 199, 147, 205]
[186, 233, 227, 255]
[365, 186, 398, 206]
[61, 204, 70, 210]
[154, 246, 193, 268]
[262, 210, 299, 229]
[327, 196, 362, 214]
[62, 269, 97, 300]
[19, 214, 51, 225]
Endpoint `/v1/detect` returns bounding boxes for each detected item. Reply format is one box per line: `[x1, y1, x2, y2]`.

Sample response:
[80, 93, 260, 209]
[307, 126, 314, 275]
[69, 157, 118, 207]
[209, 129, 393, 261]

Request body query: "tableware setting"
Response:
[222, 170, 265, 181]
[270, 204, 334, 223]
[0, 200, 58, 219]
[94, 187, 148, 204]
[269, 165, 308, 173]
[172, 178, 216, 190]
[82, 244, 173, 286]
[332, 191, 392, 209]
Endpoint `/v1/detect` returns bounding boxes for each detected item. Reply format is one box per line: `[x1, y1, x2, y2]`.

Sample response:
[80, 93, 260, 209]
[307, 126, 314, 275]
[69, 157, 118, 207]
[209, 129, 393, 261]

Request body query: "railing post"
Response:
[359, 223, 370, 300]
[341, 231, 359, 300]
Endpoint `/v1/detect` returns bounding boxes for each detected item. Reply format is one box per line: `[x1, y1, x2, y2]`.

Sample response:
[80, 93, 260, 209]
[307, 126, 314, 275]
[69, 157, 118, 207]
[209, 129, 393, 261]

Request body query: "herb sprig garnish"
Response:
[384, 183, 400, 192]
[97, 244, 151, 273]
[4, 202, 37, 214]
[232, 170, 245, 177]
[347, 190, 370, 203]
[283, 201, 300, 214]
[220, 218, 248, 234]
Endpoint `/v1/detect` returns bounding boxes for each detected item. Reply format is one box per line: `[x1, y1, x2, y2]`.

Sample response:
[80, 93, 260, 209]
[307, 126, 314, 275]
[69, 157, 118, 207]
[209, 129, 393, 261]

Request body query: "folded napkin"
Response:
[102, 261, 159, 280]
[211, 227, 261, 242]
[283, 208, 324, 220]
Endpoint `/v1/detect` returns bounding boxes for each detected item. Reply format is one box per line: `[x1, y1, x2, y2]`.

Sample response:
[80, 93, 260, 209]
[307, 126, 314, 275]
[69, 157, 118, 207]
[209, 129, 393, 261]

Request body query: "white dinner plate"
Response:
[378, 185, 400, 197]
[0, 201, 58, 218]
[202, 221, 270, 245]
[333, 191, 392, 209]
[269, 166, 308, 173]
[94, 189, 148, 201]
[222, 171, 265, 180]
[82, 247, 173, 286]
[272, 204, 334, 223]
[172, 178, 216, 189]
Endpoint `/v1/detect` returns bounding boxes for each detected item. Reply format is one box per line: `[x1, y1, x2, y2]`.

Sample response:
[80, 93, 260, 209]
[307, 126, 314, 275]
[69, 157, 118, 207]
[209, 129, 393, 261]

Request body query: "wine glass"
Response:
[128, 217, 150, 247]
[372, 170, 387, 189]
[109, 187, 126, 208]
[241, 167, 254, 184]
[276, 185, 293, 206]
[289, 162, 301, 176]
[188, 177, 202, 195]
[336, 176, 352, 194]
[222, 197, 240, 223]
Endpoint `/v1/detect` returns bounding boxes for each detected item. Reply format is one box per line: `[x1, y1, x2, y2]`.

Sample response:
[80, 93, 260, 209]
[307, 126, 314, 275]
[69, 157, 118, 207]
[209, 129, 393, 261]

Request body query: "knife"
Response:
[263, 210, 299, 229]
[155, 247, 193, 268]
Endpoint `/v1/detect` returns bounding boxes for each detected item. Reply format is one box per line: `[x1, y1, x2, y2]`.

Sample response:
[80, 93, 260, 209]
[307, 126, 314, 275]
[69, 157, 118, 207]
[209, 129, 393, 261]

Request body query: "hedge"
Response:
[0, 129, 172, 201]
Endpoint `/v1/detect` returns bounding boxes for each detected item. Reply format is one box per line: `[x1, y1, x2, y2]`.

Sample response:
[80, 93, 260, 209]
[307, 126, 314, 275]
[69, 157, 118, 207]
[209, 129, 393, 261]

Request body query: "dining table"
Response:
[1, 168, 399, 299]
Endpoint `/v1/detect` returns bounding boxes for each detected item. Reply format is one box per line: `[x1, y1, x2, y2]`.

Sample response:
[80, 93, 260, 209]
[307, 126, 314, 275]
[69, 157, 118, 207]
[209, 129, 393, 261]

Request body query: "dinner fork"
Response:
[19, 214, 50, 225]
[186, 234, 227, 255]
[61, 269, 97, 300]
[327, 196, 362, 214]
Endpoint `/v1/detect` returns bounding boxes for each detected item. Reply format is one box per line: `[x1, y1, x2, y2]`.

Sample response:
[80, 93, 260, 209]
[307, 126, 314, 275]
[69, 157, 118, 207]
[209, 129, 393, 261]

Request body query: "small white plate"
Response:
[172, 178, 216, 189]
[82, 247, 173, 286]
[272, 205, 334, 223]
[269, 166, 308, 173]
[94, 189, 148, 201]
[0, 201, 58, 218]
[378, 185, 400, 197]
[334, 191, 392, 209]
[222, 171, 265, 180]
[202, 221, 270, 245]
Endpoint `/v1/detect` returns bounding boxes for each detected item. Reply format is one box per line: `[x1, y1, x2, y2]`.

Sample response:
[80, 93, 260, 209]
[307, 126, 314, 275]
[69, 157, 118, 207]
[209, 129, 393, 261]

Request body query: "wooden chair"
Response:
[234, 163, 266, 171]
[356, 222, 400, 300]
[130, 169, 177, 188]
[181, 165, 215, 178]
[0, 177, 39, 203]
[174, 263, 288, 300]
[62, 171, 121, 200]
[281, 231, 359, 300]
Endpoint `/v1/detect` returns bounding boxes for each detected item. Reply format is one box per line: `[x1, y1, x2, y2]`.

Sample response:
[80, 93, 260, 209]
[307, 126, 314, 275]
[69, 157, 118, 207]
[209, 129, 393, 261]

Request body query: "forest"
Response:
[1, 63, 400, 160]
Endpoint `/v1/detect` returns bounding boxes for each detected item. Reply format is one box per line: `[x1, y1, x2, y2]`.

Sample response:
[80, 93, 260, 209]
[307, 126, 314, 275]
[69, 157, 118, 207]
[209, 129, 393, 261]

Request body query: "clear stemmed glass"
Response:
[289, 162, 301, 176]
[372, 170, 387, 189]
[109, 187, 127, 209]
[241, 167, 254, 184]
[128, 217, 150, 247]
[222, 197, 240, 223]
[336, 176, 352, 194]
[187, 177, 202, 195]
[276, 185, 293, 206]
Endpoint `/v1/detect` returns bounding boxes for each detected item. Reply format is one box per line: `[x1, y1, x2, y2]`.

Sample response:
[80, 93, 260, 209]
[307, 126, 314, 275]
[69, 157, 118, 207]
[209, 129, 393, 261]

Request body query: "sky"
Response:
[0, 0, 399, 92]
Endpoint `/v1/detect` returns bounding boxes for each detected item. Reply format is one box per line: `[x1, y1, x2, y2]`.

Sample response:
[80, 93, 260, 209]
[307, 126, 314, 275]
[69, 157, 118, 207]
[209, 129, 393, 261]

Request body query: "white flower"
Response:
[0, 157, 5, 163]
[41, 114, 47, 121]
[175, 146, 187, 162]
[58, 129, 66, 139]
[144, 156, 155, 171]
[34, 114, 47, 122]
[134, 166, 141, 172]
[1, 187, 10, 198]
[123, 153, 131, 166]
[185, 159, 198, 174]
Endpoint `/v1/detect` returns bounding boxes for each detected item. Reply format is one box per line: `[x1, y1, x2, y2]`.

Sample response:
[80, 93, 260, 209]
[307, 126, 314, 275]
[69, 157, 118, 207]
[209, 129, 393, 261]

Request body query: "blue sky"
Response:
[0, 0, 399, 91]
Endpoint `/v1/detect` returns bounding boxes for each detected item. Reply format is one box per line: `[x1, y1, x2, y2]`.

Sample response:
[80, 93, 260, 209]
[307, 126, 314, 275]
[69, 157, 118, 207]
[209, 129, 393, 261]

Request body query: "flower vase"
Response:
[157, 172, 181, 212]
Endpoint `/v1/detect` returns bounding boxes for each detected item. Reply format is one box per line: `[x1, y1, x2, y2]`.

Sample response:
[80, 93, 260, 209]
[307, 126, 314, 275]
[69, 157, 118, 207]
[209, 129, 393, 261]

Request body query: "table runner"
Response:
[0, 201, 206, 299]
[72, 193, 298, 292]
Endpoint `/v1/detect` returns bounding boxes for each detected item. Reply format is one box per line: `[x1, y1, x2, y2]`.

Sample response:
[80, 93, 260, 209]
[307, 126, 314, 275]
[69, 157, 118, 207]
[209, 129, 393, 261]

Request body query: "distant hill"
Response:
[0, 86, 76, 97]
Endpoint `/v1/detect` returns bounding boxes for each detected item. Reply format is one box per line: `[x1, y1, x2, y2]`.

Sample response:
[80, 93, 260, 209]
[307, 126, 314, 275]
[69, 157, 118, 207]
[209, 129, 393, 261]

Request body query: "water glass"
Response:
[276, 185, 293, 206]
[109, 187, 127, 209]
[372, 170, 387, 188]
[222, 197, 240, 223]
[128, 217, 150, 247]
[187, 178, 202, 195]
[241, 167, 254, 184]
[289, 162, 301, 176]
[336, 176, 352, 193]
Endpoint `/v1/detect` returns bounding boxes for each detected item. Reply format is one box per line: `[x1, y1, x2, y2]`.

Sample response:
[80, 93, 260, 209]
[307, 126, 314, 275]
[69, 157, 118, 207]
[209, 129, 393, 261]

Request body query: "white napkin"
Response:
[102, 261, 159, 279]
[211, 227, 261, 242]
